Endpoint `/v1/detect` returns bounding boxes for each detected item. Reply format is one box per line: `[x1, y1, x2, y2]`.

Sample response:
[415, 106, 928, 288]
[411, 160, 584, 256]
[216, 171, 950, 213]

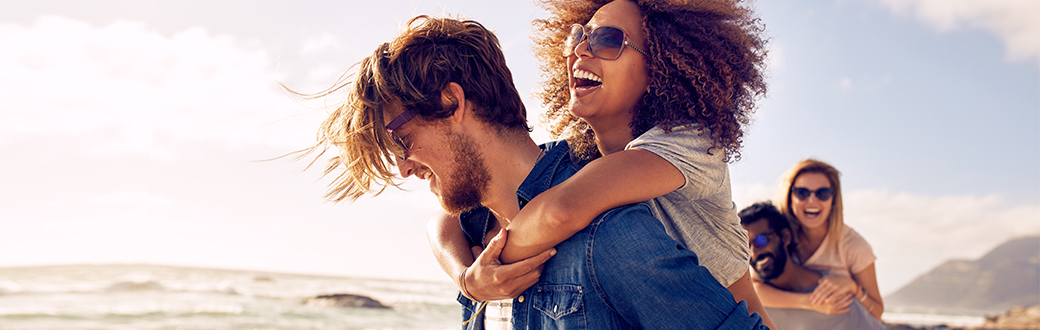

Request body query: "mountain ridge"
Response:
[885, 235, 1040, 314]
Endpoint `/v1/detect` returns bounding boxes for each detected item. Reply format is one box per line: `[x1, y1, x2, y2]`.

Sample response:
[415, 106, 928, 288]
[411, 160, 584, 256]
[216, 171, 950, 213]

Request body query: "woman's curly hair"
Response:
[533, 0, 768, 163]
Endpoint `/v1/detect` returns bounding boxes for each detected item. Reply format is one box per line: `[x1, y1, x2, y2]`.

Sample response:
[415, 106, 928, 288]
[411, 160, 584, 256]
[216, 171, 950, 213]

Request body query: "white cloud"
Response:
[874, 0, 1040, 65]
[838, 76, 854, 91]
[0, 16, 319, 156]
[300, 32, 345, 55]
[86, 191, 178, 208]
[844, 189, 1040, 294]
[732, 182, 777, 208]
[733, 183, 1040, 295]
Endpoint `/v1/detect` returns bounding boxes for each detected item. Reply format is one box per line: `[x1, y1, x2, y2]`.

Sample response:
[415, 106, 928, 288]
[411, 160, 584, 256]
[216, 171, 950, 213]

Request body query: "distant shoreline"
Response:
[885, 306, 1040, 330]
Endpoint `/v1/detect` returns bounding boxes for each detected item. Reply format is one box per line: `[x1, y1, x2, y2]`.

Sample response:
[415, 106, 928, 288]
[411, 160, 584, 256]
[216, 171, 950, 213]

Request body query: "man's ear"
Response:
[441, 82, 467, 124]
[780, 228, 792, 246]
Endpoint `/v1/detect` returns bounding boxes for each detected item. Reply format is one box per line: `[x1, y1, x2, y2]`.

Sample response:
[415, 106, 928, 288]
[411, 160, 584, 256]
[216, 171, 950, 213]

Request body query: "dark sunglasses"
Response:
[385, 109, 416, 160]
[791, 187, 834, 202]
[751, 232, 776, 249]
[562, 24, 649, 60]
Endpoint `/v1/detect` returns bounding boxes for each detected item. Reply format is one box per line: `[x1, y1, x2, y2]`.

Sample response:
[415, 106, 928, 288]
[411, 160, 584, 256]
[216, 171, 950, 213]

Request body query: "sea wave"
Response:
[0, 278, 240, 296]
[0, 303, 245, 317]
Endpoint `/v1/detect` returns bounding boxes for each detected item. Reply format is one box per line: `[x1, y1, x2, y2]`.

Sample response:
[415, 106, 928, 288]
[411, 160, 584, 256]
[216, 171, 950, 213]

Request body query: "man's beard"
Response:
[752, 241, 789, 282]
[438, 131, 491, 214]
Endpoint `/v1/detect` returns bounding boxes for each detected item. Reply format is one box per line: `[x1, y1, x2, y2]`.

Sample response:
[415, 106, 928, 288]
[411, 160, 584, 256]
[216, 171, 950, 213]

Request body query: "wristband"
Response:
[858, 286, 868, 303]
[458, 268, 477, 302]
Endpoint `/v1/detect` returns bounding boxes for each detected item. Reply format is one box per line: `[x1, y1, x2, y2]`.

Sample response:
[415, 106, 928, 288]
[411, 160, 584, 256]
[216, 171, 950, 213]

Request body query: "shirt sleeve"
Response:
[626, 125, 726, 200]
[842, 226, 877, 274]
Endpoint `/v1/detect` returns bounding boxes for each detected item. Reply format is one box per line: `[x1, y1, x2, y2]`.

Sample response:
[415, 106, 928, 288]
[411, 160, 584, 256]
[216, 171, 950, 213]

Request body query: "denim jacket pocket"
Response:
[532, 284, 584, 320]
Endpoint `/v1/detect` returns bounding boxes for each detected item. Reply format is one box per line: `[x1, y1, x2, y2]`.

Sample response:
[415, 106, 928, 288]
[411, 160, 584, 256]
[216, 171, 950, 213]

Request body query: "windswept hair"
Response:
[294, 43, 399, 203]
[299, 15, 529, 202]
[383, 16, 530, 133]
[775, 159, 845, 253]
[533, 0, 768, 163]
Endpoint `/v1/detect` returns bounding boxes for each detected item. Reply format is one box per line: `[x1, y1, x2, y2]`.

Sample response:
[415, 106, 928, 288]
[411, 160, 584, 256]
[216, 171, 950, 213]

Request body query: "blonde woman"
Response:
[755, 159, 884, 321]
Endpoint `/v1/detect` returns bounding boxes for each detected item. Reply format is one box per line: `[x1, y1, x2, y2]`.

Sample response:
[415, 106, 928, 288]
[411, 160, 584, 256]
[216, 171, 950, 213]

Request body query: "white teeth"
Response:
[573, 69, 602, 82]
[806, 208, 820, 213]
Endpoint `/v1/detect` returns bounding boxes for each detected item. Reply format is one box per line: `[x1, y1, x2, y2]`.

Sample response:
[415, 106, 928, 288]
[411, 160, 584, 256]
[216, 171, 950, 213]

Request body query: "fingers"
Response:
[809, 286, 830, 305]
[508, 248, 557, 273]
[820, 274, 857, 294]
[475, 229, 506, 264]
[461, 230, 559, 300]
[834, 292, 854, 308]
[828, 294, 853, 314]
[508, 266, 545, 296]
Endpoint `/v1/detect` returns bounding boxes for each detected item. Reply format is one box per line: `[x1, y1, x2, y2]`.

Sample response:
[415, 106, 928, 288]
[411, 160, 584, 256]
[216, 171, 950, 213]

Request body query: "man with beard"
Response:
[739, 202, 886, 329]
[314, 15, 768, 330]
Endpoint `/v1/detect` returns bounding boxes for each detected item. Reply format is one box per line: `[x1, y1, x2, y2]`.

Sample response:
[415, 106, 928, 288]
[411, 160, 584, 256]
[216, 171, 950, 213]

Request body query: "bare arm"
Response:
[753, 276, 814, 310]
[852, 263, 884, 321]
[753, 275, 853, 315]
[426, 211, 473, 287]
[500, 148, 683, 263]
[730, 269, 777, 330]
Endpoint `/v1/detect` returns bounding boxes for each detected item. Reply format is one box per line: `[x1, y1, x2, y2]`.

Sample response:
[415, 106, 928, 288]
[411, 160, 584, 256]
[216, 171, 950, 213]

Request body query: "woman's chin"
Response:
[798, 214, 828, 230]
[568, 100, 598, 119]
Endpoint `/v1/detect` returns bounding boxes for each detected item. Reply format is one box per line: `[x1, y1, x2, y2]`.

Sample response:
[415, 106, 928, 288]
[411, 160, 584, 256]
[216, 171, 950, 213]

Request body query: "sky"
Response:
[0, 0, 1037, 298]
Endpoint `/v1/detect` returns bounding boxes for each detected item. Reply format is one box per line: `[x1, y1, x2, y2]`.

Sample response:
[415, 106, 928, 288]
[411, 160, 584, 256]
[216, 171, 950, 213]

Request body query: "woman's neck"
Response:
[591, 121, 635, 156]
[798, 225, 829, 261]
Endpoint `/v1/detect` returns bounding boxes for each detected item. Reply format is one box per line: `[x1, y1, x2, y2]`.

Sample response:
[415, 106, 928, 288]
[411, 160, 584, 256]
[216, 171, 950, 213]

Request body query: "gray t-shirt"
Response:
[626, 124, 751, 287]
[765, 300, 888, 330]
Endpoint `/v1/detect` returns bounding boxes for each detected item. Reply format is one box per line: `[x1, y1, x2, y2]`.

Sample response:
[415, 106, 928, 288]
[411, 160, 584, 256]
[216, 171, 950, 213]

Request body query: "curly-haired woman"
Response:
[428, 0, 773, 326]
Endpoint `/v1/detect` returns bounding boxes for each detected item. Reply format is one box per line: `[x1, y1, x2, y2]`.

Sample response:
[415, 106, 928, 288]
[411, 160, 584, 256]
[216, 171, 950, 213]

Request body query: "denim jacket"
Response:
[457, 141, 767, 330]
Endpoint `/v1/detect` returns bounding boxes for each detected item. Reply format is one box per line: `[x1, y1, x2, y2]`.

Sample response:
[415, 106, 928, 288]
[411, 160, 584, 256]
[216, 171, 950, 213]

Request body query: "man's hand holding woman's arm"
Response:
[427, 212, 555, 301]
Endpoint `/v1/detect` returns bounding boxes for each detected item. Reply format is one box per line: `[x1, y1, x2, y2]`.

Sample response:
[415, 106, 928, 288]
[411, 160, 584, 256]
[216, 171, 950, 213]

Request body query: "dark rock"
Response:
[252, 275, 274, 282]
[303, 293, 390, 309]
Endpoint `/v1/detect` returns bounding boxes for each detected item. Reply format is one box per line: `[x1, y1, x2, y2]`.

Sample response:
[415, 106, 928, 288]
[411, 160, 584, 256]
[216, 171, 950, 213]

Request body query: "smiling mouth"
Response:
[804, 208, 821, 217]
[755, 257, 772, 270]
[573, 68, 602, 90]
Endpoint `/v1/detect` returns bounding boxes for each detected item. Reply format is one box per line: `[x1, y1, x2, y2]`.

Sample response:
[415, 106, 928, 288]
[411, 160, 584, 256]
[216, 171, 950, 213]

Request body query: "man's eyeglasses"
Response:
[385, 109, 416, 160]
[751, 232, 776, 249]
[791, 187, 834, 202]
[562, 24, 649, 60]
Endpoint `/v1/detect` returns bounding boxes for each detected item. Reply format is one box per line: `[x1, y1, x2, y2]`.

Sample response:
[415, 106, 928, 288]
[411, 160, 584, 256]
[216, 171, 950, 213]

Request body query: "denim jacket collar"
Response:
[515, 140, 569, 207]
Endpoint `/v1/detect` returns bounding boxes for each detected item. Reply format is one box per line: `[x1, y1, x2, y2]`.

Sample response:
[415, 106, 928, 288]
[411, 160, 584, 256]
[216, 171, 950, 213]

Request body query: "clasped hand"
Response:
[462, 229, 557, 301]
[807, 274, 858, 315]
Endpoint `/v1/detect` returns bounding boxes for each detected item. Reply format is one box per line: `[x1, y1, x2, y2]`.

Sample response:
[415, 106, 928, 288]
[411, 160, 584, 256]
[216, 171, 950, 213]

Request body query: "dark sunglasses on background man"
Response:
[751, 232, 776, 249]
[791, 187, 834, 202]
[562, 24, 649, 60]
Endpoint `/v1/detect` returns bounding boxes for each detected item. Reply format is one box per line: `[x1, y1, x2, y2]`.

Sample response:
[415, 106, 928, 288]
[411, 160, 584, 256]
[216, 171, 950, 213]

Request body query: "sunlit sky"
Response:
[1, 0, 1037, 297]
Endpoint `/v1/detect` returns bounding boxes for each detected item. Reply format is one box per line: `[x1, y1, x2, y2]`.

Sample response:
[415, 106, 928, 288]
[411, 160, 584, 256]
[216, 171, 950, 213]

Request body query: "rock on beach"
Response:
[302, 293, 390, 309]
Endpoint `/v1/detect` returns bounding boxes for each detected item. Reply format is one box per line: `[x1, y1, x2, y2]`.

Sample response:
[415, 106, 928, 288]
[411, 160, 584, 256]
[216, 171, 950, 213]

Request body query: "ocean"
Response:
[0, 264, 459, 330]
[0, 264, 988, 329]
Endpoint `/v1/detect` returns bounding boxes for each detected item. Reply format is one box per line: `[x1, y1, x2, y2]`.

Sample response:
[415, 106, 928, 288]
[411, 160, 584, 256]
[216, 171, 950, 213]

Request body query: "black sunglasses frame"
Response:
[791, 187, 834, 202]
